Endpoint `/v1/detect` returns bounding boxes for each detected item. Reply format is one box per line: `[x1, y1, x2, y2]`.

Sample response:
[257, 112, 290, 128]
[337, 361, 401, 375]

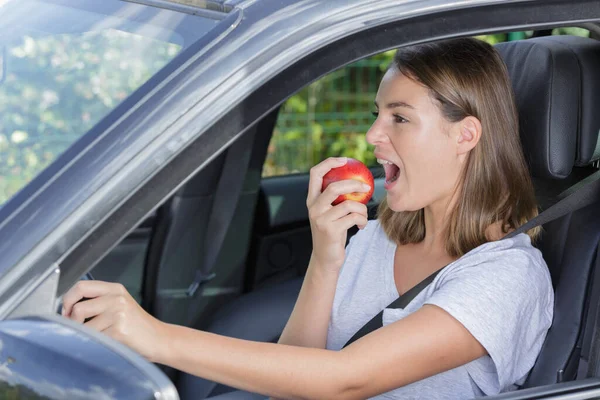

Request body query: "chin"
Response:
[386, 194, 422, 213]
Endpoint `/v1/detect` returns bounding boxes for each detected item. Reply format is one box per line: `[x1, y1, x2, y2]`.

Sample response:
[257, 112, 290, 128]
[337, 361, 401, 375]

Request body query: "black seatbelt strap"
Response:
[342, 266, 446, 348]
[504, 168, 600, 239]
[186, 130, 256, 301]
[342, 168, 600, 349]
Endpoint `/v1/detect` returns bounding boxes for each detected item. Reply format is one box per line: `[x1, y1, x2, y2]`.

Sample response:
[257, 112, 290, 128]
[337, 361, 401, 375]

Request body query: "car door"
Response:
[3, 1, 600, 399]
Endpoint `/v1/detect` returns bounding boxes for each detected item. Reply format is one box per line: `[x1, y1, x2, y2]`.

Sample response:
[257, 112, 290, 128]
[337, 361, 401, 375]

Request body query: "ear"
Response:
[456, 116, 482, 156]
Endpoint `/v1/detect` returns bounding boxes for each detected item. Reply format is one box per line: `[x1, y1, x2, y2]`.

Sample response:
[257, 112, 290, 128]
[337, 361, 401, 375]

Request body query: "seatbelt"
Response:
[504, 168, 600, 239]
[343, 168, 600, 349]
[343, 266, 446, 348]
[185, 130, 256, 301]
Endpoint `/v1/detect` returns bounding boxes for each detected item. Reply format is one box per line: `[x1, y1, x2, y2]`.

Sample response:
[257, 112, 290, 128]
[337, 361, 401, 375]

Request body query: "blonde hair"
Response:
[378, 38, 540, 258]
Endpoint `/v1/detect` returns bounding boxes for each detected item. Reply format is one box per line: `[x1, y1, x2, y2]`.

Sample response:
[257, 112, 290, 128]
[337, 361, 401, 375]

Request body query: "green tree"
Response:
[0, 31, 179, 204]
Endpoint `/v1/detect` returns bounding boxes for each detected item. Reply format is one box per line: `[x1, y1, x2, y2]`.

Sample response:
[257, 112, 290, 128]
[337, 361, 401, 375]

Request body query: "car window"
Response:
[262, 54, 384, 177]
[0, 0, 219, 207]
[262, 28, 591, 178]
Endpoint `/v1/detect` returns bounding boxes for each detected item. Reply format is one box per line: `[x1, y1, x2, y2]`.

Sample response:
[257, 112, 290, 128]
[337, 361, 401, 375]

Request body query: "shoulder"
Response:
[446, 233, 547, 273]
[436, 233, 553, 312]
[425, 235, 554, 393]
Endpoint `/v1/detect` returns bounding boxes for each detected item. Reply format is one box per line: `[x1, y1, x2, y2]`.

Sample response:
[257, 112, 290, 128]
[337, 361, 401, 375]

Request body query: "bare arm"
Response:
[277, 256, 339, 348]
[63, 281, 485, 400]
[162, 305, 485, 400]
[277, 157, 369, 349]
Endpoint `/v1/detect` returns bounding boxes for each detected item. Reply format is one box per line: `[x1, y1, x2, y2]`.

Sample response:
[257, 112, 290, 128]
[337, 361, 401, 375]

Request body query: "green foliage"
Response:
[0, 380, 52, 399]
[552, 27, 590, 37]
[263, 57, 389, 177]
[0, 31, 179, 204]
[475, 33, 509, 45]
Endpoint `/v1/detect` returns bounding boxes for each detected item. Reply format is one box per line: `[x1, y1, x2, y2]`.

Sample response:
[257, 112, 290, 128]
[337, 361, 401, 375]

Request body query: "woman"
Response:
[62, 38, 553, 399]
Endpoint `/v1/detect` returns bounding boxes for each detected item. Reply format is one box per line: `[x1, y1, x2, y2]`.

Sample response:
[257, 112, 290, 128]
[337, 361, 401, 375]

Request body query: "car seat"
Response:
[496, 35, 600, 388]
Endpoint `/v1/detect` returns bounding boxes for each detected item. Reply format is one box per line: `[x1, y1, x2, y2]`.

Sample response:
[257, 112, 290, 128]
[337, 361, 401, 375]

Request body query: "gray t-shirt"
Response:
[327, 220, 554, 399]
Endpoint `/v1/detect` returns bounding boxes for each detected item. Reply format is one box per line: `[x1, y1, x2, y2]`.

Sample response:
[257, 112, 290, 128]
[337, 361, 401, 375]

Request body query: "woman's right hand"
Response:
[307, 157, 370, 272]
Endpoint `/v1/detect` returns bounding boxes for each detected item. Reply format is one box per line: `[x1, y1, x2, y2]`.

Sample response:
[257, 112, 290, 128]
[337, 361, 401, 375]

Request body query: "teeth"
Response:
[377, 158, 393, 165]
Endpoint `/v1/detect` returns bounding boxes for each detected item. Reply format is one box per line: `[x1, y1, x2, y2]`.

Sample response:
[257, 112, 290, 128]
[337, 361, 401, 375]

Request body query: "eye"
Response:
[371, 111, 379, 118]
[394, 114, 408, 124]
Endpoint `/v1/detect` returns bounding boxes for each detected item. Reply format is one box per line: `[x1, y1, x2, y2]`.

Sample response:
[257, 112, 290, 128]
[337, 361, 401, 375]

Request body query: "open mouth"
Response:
[377, 158, 400, 184]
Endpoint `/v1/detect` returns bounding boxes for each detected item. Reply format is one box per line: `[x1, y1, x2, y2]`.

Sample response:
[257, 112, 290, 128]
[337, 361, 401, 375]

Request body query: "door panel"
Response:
[259, 171, 384, 229]
[248, 172, 384, 289]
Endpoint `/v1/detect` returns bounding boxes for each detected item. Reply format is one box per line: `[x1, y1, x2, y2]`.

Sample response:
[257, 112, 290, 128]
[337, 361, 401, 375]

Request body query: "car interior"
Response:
[89, 31, 600, 399]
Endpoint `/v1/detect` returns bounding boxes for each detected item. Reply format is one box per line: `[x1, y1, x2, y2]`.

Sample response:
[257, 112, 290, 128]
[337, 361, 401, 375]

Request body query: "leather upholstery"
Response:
[496, 36, 600, 387]
[496, 36, 600, 179]
[525, 202, 600, 387]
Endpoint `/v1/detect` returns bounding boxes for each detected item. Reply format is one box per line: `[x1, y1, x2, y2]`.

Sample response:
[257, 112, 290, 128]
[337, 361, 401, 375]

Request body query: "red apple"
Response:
[321, 158, 374, 205]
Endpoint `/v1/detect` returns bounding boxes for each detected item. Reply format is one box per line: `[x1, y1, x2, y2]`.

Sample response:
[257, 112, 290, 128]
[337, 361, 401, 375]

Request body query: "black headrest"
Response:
[496, 36, 600, 179]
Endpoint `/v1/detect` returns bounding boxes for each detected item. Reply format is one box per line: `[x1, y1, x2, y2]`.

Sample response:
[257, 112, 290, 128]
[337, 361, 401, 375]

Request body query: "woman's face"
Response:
[366, 68, 465, 213]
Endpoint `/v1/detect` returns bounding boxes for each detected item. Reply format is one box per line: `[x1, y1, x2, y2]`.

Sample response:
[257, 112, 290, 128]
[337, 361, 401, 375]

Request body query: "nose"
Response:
[365, 118, 388, 146]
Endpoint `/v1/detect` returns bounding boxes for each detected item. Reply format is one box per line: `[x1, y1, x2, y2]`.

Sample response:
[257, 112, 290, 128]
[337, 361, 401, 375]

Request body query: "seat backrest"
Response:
[496, 35, 600, 387]
[146, 111, 277, 329]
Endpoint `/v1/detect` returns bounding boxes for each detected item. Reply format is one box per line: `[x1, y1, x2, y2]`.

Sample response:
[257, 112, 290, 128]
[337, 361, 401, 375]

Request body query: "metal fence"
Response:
[263, 57, 387, 177]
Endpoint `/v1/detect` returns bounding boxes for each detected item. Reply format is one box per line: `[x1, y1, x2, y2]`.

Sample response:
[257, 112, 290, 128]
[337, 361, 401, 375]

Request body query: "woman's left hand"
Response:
[61, 280, 167, 362]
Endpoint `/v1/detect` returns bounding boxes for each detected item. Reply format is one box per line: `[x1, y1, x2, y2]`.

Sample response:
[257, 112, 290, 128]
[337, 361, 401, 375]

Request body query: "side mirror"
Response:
[0, 314, 179, 399]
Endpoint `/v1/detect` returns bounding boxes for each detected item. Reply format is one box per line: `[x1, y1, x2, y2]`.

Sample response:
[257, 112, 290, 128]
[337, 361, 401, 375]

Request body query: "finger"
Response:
[84, 309, 114, 332]
[332, 212, 369, 232]
[319, 200, 368, 223]
[313, 179, 371, 210]
[62, 281, 126, 317]
[69, 294, 115, 324]
[357, 218, 369, 230]
[306, 157, 347, 206]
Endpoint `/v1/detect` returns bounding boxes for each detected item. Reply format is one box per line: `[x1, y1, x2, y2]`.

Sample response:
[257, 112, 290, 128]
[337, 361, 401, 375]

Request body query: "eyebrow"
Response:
[373, 101, 415, 110]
